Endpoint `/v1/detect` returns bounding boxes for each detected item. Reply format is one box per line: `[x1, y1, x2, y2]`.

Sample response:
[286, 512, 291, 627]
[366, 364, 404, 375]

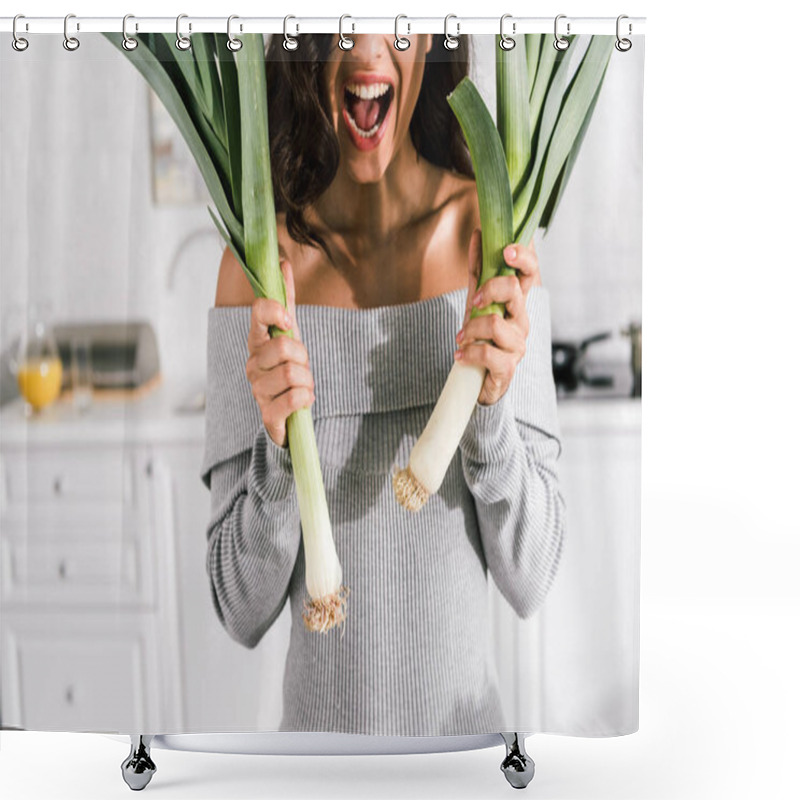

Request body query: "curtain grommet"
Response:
[12, 14, 29, 51]
[443, 14, 460, 50]
[283, 15, 298, 51]
[553, 14, 570, 51]
[339, 14, 354, 51]
[226, 15, 243, 52]
[394, 15, 411, 51]
[121, 14, 138, 51]
[615, 15, 633, 52]
[499, 14, 516, 51]
[63, 13, 80, 51]
[175, 13, 191, 51]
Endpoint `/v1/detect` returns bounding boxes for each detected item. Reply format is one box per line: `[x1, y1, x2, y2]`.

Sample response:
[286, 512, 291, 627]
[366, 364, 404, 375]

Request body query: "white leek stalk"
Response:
[108, 32, 350, 631]
[238, 34, 349, 632]
[393, 79, 514, 509]
[394, 35, 614, 510]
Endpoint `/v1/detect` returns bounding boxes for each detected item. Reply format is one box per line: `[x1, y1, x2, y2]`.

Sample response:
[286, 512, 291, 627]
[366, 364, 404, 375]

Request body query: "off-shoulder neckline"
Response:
[211, 286, 468, 316]
[296, 285, 468, 314]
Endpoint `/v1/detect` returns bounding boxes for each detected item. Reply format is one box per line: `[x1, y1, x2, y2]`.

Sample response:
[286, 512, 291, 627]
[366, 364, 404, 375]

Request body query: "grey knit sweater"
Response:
[200, 285, 565, 737]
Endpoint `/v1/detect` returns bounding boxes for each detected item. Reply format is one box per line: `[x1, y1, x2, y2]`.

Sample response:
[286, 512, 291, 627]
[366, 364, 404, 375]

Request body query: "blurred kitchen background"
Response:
[0, 34, 642, 735]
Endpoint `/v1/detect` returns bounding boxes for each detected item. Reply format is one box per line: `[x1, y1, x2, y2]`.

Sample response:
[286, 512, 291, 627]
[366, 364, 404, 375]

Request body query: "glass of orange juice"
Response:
[10, 304, 64, 416]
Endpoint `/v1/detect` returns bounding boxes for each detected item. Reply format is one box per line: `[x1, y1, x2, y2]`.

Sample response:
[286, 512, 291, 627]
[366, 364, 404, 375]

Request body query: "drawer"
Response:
[0, 445, 139, 506]
[0, 500, 151, 542]
[1, 534, 157, 608]
[1, 613, 159, 732]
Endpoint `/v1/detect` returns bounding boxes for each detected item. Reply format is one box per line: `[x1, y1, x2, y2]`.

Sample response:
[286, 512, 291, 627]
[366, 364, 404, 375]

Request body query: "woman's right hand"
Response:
[246, 260, 315, 449]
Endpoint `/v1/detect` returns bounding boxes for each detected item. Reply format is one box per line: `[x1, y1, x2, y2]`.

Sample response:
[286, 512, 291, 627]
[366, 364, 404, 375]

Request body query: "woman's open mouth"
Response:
[341, 77, 395, 152]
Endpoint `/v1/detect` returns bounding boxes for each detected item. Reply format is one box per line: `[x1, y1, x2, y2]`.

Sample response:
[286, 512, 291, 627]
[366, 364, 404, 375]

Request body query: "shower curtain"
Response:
[0, 25, 643, 739]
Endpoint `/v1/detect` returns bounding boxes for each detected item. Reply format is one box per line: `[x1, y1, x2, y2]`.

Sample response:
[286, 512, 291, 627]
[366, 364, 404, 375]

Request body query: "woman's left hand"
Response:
[455, 229, 542, 406]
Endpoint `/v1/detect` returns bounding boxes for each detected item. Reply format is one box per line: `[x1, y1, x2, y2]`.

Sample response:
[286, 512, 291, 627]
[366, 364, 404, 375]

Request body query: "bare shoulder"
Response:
[214, 214, 299, 307]
[214, 246, 254, 307]
[435, 167, 480, 239]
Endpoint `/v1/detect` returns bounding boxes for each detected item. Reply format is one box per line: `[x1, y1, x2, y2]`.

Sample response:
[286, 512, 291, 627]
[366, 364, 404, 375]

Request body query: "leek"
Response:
[393, 34, 614, 510]
[105, 32, 348, 633]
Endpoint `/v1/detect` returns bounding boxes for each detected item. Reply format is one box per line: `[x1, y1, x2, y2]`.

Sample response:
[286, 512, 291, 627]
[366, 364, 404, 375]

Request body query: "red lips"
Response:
[341, 72, 395, 152]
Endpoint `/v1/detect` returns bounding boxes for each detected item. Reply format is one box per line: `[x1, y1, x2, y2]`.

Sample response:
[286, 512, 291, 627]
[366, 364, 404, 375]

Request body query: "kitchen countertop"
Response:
[0, 381, 641, 446]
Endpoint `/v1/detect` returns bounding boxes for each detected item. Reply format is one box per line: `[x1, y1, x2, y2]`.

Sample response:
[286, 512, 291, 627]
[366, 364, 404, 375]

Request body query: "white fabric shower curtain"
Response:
[0, 28, 642, 737]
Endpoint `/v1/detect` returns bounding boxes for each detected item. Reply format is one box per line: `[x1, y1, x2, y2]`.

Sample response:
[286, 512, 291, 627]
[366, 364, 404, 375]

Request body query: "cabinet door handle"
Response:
[65, 685, 74, 705]
[53, 476, 63, 496]
[58, 560, 68, 580]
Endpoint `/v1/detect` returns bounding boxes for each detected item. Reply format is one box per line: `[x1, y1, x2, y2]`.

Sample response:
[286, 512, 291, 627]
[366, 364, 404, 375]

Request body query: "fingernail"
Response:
[454, 349, 463, 360]
[472, 291, 483, 307]
[284, 312, 292, 328]
[456, 328, 464, 342]
[505, 246, 517, 261]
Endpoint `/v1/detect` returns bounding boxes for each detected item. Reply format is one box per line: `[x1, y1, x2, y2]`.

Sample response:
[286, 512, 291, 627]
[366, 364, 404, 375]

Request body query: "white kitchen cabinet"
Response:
[490, 399, 641, 734]
[0, 396, 185, 732]
[0, 384, 266, 734]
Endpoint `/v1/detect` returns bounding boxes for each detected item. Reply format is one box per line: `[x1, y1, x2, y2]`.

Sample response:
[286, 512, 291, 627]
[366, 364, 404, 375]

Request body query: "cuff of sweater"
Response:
[249, 425, 295, 503]
[460, 390, 517, 464]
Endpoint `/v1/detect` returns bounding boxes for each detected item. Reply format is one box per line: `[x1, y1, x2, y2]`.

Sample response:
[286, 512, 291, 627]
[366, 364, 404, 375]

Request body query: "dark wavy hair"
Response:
[264, 34, 473, 255]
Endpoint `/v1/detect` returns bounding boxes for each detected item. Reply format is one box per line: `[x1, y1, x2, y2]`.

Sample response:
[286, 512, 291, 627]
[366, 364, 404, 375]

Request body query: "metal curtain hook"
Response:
[443, 14, 460, 50]
[283, 15, 298, 51]
[615, 14, 632, 51]
[553, 14, 570, 51]
[226, 15, 242, 51]
[175, 14, 191, 51]
[499, 14, 516, 51]
[339, 15, 354, 50]
[394, 14, 410, 51]
[122, 15, 138, 51]
[12, 14, 29, 51]
[63, 13, 80, 51]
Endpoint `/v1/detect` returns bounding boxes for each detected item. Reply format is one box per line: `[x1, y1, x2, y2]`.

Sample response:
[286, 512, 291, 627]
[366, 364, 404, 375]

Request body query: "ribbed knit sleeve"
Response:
[458, 286, 566, 619]
[205, 424, 302, 649]
[201, 306, 302, 649]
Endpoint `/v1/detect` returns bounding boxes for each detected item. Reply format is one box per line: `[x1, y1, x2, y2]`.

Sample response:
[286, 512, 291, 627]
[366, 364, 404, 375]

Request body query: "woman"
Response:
[200, 33, 565, 736]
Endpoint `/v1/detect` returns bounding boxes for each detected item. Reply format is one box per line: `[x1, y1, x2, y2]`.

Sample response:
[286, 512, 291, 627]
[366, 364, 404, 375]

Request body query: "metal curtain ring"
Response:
[553, 14, 570, 51]
[175, 14, 191, 51]
[499, 14, 516, 51]
[63, 13, 80, 51]
[615, 14, 632, 52]
[443, 14, 460, 50]
[122, 14, 138, 51]
[12, 14, 29, 51]
[394, 14, 410, 51]
[283, 15, 298, 51]
[226, 15, 242, 51]
[339, 15, 354, 50]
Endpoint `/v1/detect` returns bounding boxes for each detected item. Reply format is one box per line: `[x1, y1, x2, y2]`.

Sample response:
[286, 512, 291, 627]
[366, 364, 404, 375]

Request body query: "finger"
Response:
[246, 335, 310, 378]
[249, 297, 292, 355]
[472, 275, 526, 322]
[463, 228, 482, 330]
[503, 242, 541, 292]
[254, 359, 315, 401]
[459, 312, 526, 354]
[454, 339, 515, 387]
[280, 259, 302, 339]
[272, 386, 315, 421]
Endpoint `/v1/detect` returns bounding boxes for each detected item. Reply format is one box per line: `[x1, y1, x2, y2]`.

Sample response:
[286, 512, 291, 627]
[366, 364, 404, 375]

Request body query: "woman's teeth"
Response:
[344, 109, 381, 138]
[345, 81, 391, 99]
[343, 81, 393, 139]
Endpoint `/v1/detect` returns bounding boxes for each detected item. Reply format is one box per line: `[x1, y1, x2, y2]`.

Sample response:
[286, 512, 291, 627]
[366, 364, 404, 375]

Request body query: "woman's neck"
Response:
[310, 136, 440, 256]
